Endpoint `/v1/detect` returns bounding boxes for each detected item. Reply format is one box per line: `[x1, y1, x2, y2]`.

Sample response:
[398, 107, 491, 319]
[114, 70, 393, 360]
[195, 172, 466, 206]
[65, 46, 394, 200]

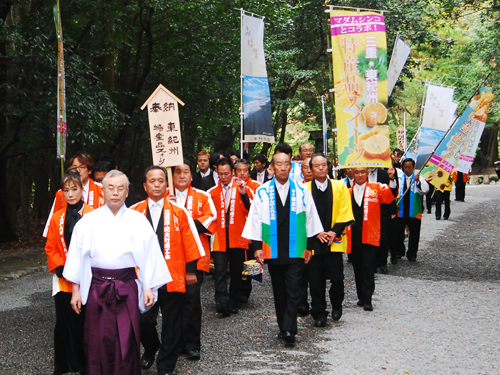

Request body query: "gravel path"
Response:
[0, 185, 499, 374]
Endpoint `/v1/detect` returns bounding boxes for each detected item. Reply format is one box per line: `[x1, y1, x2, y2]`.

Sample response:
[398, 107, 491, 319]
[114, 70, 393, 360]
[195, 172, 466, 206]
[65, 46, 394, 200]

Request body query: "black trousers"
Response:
[182, 271, 204, 353]
[455, 178, 466, 201]
[377, 216, 390, 268]
[53, 291, 86, 375]
[394, 217, 422, 259]
[426, 184, 435, 212]
[307, 252, 344, 320]
[267, 259, 305, 334]
[212, 248, 246, 308]
[140, 289, 183, 373]
[435, 190, 451, 219]
[350, 244, 378, 304]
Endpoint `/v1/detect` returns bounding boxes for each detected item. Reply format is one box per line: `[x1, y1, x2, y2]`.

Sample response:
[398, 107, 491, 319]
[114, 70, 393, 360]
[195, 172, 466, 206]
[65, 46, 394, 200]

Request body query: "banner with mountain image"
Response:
[330, 10, 391, 168]
[421, 86, 494, 189]
[241, 12, 274, 143]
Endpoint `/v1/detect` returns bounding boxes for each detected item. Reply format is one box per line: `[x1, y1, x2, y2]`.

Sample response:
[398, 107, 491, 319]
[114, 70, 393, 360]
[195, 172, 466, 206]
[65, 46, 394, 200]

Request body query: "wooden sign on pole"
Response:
[396, 125, 406, 151]
[141, 84, 185, 194]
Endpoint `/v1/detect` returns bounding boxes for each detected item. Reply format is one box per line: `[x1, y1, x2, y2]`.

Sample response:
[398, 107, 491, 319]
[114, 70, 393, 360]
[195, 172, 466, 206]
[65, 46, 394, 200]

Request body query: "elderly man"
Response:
[306, 154, 354, 326]
[43, 151, 105, 237]
[394, 158, 429, 262]
[301, 157, 313, 183]
[349, 167, 397, 311]
[242, 152, 323, 346]
[130, 166, 205, 375]
[167, 160, 217, 360]
[208, 158, 254, 316]
[64, 170, 171, 375]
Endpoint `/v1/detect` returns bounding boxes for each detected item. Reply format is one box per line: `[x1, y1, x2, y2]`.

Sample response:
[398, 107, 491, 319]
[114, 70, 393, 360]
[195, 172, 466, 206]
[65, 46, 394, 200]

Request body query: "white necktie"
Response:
[151, 202, 161, 231]
[279, 185, 287, 205]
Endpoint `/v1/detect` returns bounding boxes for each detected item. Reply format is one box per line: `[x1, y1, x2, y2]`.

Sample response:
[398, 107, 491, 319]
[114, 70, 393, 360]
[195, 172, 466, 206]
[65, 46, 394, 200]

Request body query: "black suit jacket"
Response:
[199, 170, 217, 191]
[250, 169, 271, 184]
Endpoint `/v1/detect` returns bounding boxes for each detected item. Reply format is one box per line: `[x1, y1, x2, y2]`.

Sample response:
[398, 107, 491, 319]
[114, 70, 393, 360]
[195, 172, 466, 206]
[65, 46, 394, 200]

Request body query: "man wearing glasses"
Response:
[43, 151, 105, 237]
[208, 158, 254, 316]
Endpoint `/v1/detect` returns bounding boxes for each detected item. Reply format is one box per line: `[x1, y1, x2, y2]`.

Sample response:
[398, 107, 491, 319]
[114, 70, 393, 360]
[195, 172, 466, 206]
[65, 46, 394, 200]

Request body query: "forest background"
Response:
[0, 0, 499, 243]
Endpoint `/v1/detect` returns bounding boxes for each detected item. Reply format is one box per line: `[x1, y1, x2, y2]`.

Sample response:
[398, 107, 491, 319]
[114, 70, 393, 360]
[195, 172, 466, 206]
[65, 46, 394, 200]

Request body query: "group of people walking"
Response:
[43, 143, 437, 375]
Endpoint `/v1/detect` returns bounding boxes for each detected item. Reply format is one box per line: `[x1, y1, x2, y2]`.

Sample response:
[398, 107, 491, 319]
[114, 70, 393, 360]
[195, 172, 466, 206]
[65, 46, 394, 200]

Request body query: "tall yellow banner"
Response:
[330, 11, 391, 168]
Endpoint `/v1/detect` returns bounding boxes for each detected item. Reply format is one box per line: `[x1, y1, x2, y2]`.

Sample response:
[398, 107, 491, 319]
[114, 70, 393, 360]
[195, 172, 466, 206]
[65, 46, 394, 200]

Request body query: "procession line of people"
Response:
[44, 144, 442, 374]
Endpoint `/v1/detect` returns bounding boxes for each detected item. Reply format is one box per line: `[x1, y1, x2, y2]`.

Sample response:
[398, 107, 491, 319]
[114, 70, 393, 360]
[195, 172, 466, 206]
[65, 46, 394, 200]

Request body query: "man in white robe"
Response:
[64, 170, 171, 375]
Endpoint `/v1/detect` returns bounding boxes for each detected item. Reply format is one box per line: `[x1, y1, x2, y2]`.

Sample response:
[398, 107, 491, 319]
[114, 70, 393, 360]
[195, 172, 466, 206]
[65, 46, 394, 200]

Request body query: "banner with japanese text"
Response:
[387, 37, 411, 97]
[421, 86, 493, 189]
[53, 0, 66, 160]
[331, 10, 391, 168]
[241, 12, 274, 143]
[404, 85, 455, 169]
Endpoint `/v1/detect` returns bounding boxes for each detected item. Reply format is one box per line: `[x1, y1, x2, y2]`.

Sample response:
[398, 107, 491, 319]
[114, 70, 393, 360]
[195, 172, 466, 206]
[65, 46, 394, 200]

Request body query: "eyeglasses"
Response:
[73, 165, 87, 171]
[106, 186, 127, 193]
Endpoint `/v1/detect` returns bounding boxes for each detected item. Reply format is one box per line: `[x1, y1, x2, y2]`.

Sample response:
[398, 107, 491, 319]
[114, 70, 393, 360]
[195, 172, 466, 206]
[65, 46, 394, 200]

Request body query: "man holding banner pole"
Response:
[394, 159, 429, 262]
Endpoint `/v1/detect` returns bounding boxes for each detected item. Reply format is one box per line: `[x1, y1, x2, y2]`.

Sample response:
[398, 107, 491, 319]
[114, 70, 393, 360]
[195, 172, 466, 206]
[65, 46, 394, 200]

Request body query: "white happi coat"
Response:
[63, 204, 172, 312]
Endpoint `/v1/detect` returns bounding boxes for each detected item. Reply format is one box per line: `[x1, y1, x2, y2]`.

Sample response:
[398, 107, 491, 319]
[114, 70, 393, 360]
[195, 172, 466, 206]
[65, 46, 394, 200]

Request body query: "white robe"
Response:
[63, 204, 172, 312]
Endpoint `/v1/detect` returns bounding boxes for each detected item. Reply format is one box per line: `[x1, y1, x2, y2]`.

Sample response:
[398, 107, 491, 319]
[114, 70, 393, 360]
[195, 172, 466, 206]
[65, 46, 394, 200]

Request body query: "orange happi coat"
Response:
[53, 178, 105, 213]
[347, 182, 395, 251]
[208, 179, 253, 252]
[245, 177, 261, 194]
[130, 196, 203, 292]
[45, 202, 94, 293]
[181, 186, 217, 272]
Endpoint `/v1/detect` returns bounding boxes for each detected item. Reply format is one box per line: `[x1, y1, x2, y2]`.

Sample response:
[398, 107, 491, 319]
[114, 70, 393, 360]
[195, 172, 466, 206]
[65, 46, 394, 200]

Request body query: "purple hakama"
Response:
[85, 267, 141, 375]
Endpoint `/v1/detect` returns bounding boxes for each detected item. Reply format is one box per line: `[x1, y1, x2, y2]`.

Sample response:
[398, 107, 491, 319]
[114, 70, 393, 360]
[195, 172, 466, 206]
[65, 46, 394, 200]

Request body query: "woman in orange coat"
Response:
[45, 169, 94, 375]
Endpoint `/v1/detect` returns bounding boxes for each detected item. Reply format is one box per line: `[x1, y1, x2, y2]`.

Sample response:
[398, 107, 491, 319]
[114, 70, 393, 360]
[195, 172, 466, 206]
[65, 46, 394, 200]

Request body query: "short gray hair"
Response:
[234, 158, 251, 170]
[102, 169, 130, 188]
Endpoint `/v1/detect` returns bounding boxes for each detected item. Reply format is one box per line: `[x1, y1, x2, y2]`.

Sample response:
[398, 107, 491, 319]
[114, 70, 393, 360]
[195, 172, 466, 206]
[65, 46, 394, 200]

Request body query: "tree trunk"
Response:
[473, 121, 499, 171]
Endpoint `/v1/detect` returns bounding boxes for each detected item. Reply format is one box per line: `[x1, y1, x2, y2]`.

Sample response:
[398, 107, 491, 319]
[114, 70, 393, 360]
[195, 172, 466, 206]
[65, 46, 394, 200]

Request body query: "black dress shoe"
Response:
[314, 317, 327, 327]
[436, 216, 441, 220]
[356, 300, 364, 307]
[186, 349, 200, 360]
[141, 351, 156, 370]
[397, 254, 402, 260]
[407, 255, 416, 262]
[427, 210, 431, 214]
[216, 303, 231, 317]
[283, 331, 295, 346]
[363, 302, 373, 311]
[390, 257, 397, 265]
[443, 217, 449, 220]
[297, 305, 309, 317]
[230, 307, 239, 314]
[332, 308, 342, 321]
[379, 265, 388, 274]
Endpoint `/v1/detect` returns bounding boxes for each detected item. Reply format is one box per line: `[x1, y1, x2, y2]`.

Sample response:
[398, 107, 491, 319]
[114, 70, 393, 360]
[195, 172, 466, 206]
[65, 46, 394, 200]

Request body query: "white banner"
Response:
[241, 12, 274, 143]
[421, 85, 455, 131]
[456, 118, 485, 173]
[387, 37, 411, 96]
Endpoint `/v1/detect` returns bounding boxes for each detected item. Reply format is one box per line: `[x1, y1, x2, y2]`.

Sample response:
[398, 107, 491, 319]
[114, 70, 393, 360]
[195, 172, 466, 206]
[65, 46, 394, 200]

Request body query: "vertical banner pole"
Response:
[240, 9, 244, 159]
[53, 0, 66, 167]
[321, 95, 328, 155]
[403, 108, 407, 152]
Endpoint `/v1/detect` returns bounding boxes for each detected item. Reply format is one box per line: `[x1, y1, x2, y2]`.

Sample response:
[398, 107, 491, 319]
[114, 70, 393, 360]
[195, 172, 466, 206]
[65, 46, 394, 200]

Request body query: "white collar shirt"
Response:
[148, 197, 164, 232]
[82, 180, 90, 203]
[275, 179, 290, 206]
[257, 171, 265, 184]
[354, 182, 366, 207]
[368, 169, 378, 183]
[315, 179, 328, 192]
[175, 188, 187, 208]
